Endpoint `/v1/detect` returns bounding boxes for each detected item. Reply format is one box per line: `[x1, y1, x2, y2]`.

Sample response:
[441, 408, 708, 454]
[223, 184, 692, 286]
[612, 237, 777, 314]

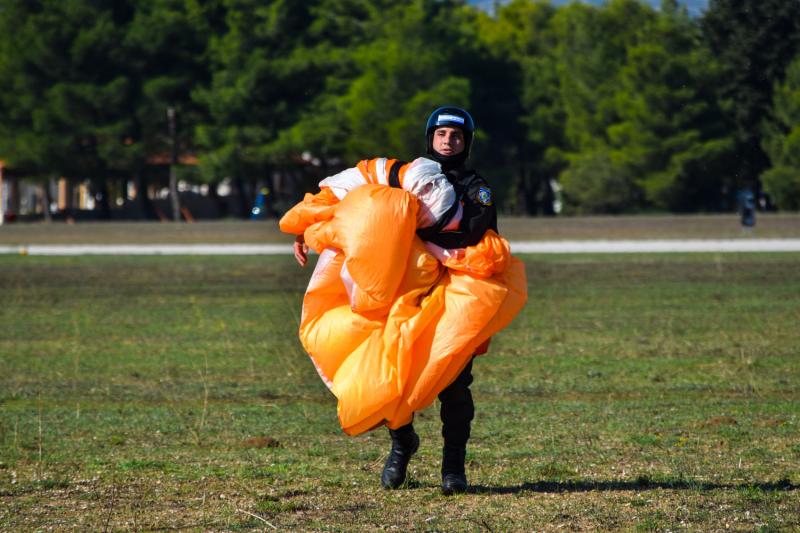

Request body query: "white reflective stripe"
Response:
[374, 157, 388, 185]
[438, 114, 465, 124]
[319, 167, 366, 200]
[324, 187, 347, 201]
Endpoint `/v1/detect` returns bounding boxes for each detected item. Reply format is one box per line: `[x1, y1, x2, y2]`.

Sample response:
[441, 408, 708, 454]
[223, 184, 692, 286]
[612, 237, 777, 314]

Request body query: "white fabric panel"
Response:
[402, 157, 459, 228]
[424, 241, 464, 263]
[318, 167, 367, 200]
[316, 157, 461, 229]
[340, 261, 357, 309]
[373, 157, 388, 185]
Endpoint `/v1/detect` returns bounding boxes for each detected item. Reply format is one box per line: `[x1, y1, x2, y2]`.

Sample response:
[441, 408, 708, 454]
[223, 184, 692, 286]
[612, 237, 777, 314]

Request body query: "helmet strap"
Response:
[426, 133, 470, 172]
[429, 150, 467, 172]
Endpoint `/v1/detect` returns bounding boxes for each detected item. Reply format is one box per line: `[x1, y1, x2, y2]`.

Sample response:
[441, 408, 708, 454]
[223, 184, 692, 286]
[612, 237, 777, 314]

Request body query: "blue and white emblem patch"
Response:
[477, 186, 492, 206]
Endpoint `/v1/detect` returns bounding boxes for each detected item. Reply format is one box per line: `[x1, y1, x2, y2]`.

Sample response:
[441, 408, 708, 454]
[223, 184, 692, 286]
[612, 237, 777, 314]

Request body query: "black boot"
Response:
[441, 444, 467, 495]
[381, 424, 419, 489]
[439, 361, 473, 495]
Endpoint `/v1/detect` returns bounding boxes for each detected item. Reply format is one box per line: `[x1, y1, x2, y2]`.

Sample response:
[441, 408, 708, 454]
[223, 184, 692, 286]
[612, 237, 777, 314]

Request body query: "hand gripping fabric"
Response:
[279, 158, 527, 435]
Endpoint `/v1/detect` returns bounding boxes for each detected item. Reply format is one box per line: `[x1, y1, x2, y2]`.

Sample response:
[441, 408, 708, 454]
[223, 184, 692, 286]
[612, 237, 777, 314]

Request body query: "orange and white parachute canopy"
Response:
[320, 157, 461, 230]
[279, 157, 527, 435]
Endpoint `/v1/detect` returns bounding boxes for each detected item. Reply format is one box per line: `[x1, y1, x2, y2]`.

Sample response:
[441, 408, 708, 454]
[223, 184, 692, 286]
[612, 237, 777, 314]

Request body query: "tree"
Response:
[761, 55, 800, 210]
[335, 1, 472, 162]
[262, 0, 477, 211]
[702, 0, 800, 194]
[195, 0, 383, 217]
[541, 0, 737, 213]
[549, 0, 655, 212]
[607, 0, 735, 211]
[120, 0, 221, 220]
[472, 0, 562, 215]
[559, 150, 637, 213]
[0, 0, 136, 220]
[269, 0, 399, 163]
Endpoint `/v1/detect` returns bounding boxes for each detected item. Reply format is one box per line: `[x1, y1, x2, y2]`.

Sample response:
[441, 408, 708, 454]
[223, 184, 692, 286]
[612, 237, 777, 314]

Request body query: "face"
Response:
[431, 126, 465, 156]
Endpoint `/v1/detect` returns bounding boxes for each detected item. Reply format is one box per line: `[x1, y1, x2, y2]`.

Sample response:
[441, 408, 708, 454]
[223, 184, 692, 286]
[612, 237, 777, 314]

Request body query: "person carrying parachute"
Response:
[279, 106, 527, 495]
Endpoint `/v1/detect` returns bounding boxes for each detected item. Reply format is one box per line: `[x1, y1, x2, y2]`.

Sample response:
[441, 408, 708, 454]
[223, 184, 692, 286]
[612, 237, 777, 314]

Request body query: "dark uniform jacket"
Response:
[416, 167, 497, 249]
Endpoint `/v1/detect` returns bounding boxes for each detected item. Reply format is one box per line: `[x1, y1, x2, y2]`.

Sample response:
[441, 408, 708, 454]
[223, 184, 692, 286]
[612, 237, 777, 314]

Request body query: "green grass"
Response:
[1, 252, 798, 531]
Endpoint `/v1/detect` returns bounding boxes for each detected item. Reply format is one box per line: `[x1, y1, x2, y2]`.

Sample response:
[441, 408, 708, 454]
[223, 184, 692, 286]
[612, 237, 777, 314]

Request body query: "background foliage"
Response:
[1, 0, 800, 215]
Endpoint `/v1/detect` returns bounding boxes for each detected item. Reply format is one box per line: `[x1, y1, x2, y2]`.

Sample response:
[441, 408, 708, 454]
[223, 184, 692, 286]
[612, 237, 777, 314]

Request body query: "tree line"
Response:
[1, 0, 799, 219]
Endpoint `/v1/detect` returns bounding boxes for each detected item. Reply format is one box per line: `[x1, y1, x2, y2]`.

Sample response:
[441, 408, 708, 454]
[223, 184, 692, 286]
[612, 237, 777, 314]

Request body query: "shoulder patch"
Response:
[477, 186, 492, 206]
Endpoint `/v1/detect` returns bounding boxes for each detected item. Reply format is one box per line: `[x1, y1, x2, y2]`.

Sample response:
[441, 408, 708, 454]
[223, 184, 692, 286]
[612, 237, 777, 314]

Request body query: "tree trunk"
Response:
[272, 170, 285, 213]
[9, 176, 20, 214]
[249, 176, 258, 217]
[134, 173, 155, 220]
[233, 176, 250, 219]
[208, 182, 228, 218]
[525, 174, 538, 215]
[509, 170, 526, 216]
[61, 177, 77, 222]
[167, 107, 182, 222]
[42, 178, 55, 223]
[0, 163, 4, 225]
[541, 177, 556, 216]
[168, 164, 180, 221]
[93, 178, 111, 219]
[265, 169, 279, 218]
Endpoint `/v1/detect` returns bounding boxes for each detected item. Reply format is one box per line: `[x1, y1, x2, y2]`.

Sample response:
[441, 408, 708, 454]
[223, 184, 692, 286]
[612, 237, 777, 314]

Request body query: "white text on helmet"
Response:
[437, 114, 465, 124]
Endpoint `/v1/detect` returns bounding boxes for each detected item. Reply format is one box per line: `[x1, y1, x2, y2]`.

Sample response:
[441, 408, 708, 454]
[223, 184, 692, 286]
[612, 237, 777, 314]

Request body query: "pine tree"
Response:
[552, 0, 654, 213]
[761, 55, 800, 209]
[702, 0, 800, 193]
[194, 0, 386, 215]
[608, 0, 734, 211]
[0, 0, 136, 219]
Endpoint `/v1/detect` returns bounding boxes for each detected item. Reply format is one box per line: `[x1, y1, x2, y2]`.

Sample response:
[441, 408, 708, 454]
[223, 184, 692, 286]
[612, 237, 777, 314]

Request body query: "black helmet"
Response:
[425, 106, 475, 169]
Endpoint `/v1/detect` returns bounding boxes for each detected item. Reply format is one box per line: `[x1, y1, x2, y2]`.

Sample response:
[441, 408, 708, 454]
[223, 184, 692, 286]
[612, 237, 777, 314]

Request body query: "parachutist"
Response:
[281, 106, 526, 496]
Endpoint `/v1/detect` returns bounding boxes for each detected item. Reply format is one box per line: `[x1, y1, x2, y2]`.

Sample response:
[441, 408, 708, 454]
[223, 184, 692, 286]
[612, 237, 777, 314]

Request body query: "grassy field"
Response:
[1, 249, 799, 530]
[0, 212, 799, 244]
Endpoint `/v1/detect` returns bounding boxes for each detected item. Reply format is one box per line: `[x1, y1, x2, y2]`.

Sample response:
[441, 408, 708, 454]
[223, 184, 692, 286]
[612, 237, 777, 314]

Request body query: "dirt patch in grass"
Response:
[700, 416, 739, 428]
[241, 437, 281, 449]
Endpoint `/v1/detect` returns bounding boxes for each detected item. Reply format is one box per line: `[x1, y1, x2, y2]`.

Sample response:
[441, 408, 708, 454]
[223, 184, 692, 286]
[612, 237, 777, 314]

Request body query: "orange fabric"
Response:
[473, 338, 491, 356]
[355, 158, 408, 187]
[279, 177, 527, 436]
[356, 159, 375, 184]
[306, 185, 418, 312]
[439, 230, 510, 278]
[279, 187, 339, 239]
[396, 160, 408, 187]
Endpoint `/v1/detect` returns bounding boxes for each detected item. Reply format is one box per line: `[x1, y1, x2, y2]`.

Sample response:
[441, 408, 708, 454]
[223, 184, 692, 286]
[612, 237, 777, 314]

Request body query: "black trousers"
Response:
[392, 359, 474, 449]
[438, 359, 474, 449]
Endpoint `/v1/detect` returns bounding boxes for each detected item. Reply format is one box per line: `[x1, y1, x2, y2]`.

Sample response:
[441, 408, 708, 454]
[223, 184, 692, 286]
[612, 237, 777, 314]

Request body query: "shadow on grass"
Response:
[468, 477, 798, 495]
